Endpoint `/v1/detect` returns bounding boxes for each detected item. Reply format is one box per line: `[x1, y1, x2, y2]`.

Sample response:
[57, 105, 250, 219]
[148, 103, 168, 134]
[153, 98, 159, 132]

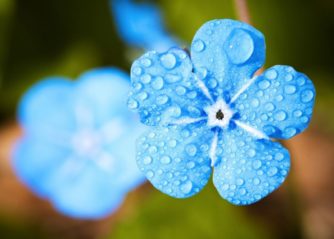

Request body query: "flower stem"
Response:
[233, 0, 252, 24]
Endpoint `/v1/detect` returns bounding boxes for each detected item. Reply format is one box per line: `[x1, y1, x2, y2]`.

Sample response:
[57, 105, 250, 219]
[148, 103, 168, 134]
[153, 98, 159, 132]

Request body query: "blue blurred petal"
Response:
[12, 137, 72, 197]
[191, 19, 265, 99]
[129, 48, 211, 126]
[233, 65, 315, 139]
[137, 123, 213, 198]
[49, 162, 126, 219]
[18, 78, 76, 138]
[213, 128, 290, 205]
[111, 0, 177, 52]
[75, 67, 132, 125]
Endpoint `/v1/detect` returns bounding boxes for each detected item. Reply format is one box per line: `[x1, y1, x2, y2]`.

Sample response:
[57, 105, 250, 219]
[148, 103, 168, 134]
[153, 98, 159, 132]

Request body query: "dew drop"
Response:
[224, 29, 254, 64]
[267, 167, 278, 176]
[285, 74, 293, 82]
[141, 58, 152, 67]
[265, 69, 278, 80]
[176, 86, 187, 95]
[141, 74, 152, 84]
[168, 139, 177, 148]
[258, 80, 271, 89]
[275, 152, 284, 161]
[146, 170, 154, 178]
[192, 39, 205, 52]
[187, 161, 195, 169]
[127, 98, 139, 109]
[151, 77, 164, 90]
[284, 85, 297, 94]
[264, 102, 275, 111]
[132, 66, 143, 76]
[251, 98, 260, 108]
[161, 156, 171, 164]
[236, 178, 244, 186]
[301, 89, 314, 103]
[165, 74, 182, 83]
[160, 53, 177, 69]
[284, 127, 297, 138]
[275, 111, 287, 121]
[293, 110, 302, 118]
[143, 156, 152, 165]
[157, 95, 169, 105]
[252, 160, 262, 169]
[181, 181, 193, 194]
[138, 92, 148, 100]
[185, 144, 197, 156]
[248, 149, 256, 157]
[148, 146, 157, 154]
[253, 178, 260, 185]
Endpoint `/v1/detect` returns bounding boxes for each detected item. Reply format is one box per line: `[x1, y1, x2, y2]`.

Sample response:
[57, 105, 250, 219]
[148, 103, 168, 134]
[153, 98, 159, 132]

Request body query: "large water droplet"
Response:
[127, 98, 139, 109]
[192, 39, 205, 52]
[160, 53, 177, 69]
[284, 127, 297, 138]
[151, 77, 164, 90]
[161, 156, 171, 164]
[141, 58, 152, 67]
[284, 84, 297, 94]
[248, 149, 256, 157]
[275, 111, 287, 121]
[252, 160, 262, 169]
[176, 86, 187, 95]
[224, 29, 254, 65]
[181, 181, 193, 194]
[141, 74, 152, 84]
[251, 98, 260, 108]
[146, 170, 154, 178]
[264, 102, 275, 111]
[265, 69, 278, 80]
[301, 89, 314, 103]
[258, 80, 271, 89]
[132, 66, 143, 76]
[143, 156, 152, 165]
[157, 95, 169, 105]
[267, 167, 278, 176]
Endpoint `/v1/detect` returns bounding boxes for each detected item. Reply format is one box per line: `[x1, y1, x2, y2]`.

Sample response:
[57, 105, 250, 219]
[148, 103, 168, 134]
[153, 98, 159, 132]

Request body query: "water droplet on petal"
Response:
[185, 144, 197, 156]
[224, 29, 254, 64]
[258, 80, 271, 89]
[293, 110, 302, 118]
[146, 170, 154, 178]
[127, 98, 139, 109]
[275, 111, 287, 121]
[192, 39, 205, 52]
[132, 66, 143, 76]
[248, 149, 256, 157]
[143, 156, 152, 165]
[267, 167, 278, 176]
[284, 85, 297, 94]
[284, 127, 297, 138]
[236, 178, 244, 186]
[151, 77, 164, 90]
[141, 58, 152, 67]
[160, 53, 177, 69]
[252, 160, 262, 169]
[301, 89, 314, 103]
[176, 86, 187, 95]
[265, 69, 278, 80]
[141, 74, 152, 84]
[181, 181, 193, 194]
[161, 156, 171, 164]
[251, 98, 260, 108]
[264, 102, 275, 111]
[157, 95, 169, 105]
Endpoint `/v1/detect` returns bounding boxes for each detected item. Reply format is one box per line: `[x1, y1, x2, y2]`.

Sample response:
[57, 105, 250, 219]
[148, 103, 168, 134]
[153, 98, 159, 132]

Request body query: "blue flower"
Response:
[13, 68, 146, 218]
[127, 19, 315, 205]
[111, 0, 177, 51]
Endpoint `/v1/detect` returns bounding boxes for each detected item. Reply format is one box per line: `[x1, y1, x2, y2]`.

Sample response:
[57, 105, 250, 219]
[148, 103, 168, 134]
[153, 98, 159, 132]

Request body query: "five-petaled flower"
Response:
[13, 68, 146, 218]
[127, 19, 315, 205]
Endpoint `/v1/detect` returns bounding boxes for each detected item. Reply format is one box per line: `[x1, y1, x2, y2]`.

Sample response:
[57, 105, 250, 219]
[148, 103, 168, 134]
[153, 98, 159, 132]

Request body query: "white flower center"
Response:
[205, 99, 234, 128]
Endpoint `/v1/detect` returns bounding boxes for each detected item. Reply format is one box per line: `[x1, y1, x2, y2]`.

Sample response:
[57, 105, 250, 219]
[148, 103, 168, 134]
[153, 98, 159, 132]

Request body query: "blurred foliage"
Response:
[110, 184, 272, 239]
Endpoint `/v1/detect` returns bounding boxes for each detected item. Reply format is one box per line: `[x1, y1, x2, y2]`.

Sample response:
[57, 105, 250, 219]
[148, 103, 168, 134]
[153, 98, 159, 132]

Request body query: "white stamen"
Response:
[230, 76, 257, 103]
[235, 120, 268, 139]
[195, 78, 214, 102]
[205, 99, 234, 128]
[209, 132, 218, 167]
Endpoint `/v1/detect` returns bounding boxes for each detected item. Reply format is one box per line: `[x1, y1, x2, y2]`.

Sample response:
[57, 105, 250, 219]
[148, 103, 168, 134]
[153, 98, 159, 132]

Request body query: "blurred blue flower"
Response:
[13, 68, 146, 218]
[111, 0, 177, 52]
[127, 19, 316, 205]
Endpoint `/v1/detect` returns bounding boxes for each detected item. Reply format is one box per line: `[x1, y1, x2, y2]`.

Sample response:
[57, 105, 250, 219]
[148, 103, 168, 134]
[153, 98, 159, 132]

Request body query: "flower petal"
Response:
[137, 123, 213, 198]
[49, 163, 126, 219]
[233, 65, 315, 139]
[18, 78, 76, 138]
[75, 68, 134, 126]
[191, 19, 265, 99]
[12, 137, 72, 197]
[129, 48, 211, 126]
[213, 128, 290, 205]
